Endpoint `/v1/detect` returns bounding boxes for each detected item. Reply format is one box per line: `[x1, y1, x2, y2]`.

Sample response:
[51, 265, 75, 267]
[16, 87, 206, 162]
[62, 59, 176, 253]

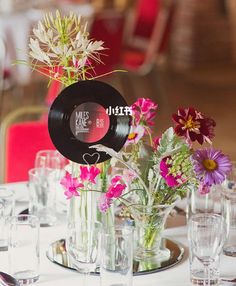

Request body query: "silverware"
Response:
[0, 272, 19, 286]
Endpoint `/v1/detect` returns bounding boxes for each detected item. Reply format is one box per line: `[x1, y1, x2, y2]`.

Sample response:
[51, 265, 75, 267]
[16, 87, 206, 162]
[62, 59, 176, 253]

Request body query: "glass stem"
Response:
[203, 262, 210, 286]
[83, 272, 89, 286]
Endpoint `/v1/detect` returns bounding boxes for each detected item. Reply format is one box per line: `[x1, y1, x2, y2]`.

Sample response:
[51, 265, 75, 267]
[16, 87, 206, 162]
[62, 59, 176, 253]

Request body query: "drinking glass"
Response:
[35, 150, 67, 213]
[100, 225, 133, 286]
[66, 220, 101, 286]
[8, 215, 40, 285]
[188, 213, 226, 285]
[0, 188, 15, 251]
[28, 168, 57, 226]
[35, 150, 67, 170]
[221, 162, 236, 256]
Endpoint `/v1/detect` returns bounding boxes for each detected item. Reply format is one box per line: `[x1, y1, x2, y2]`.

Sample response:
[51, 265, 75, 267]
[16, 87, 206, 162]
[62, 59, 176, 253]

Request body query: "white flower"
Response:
[27, 10, 106, 86]
[29, 38, 51, 65]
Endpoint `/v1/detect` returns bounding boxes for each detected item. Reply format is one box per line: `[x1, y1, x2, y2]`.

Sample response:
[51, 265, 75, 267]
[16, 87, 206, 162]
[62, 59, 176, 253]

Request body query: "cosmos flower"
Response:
[126, 125, 145, 145]
[192, 148, 232, 189]
[172, 107, 216, 144]
[60, 172, 84, 199]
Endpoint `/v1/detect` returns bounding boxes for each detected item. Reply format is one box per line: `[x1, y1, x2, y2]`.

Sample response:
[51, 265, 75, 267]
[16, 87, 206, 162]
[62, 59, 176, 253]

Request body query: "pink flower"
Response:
[132, 98, 158, 114]
[98, 194, 112, 213]
[131, 98, 158, 126]
[111, 175, 122, 184]
[126, 125, 145, 146]
[123, 169, 137, 183]
[60, 172, 84, 199]
[105, 176, 127, 199]
[198, 182, 211, 195]
[160, 158, 182, 188]
[80, 166, 101, 184]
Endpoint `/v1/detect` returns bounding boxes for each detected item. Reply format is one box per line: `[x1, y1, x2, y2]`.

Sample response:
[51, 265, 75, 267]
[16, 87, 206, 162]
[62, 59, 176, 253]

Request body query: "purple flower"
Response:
[98, 194, 112, 213]
[192, 148, 232, 187]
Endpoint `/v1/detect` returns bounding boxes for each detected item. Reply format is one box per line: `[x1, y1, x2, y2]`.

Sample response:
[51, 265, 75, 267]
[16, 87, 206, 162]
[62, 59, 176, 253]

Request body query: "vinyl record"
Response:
[48, 80, 131, 164]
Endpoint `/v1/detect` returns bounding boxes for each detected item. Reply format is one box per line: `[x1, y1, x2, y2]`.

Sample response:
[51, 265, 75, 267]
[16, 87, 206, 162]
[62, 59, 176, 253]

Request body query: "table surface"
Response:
[0, 182, 235, 286]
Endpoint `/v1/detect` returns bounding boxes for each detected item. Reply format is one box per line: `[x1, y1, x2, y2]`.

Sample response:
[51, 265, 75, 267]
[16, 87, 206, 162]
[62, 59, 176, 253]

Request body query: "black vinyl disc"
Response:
[48, 80, 131, 164]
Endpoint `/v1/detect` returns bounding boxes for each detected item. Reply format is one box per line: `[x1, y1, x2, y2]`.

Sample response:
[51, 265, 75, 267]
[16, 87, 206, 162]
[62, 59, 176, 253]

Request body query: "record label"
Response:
[48, 80, 131, 165]
[69, 102, 110, 143]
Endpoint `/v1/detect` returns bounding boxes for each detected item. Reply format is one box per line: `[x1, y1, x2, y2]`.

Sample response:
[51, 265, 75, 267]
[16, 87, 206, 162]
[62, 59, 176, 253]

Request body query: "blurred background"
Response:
[0, 0, 236, 182]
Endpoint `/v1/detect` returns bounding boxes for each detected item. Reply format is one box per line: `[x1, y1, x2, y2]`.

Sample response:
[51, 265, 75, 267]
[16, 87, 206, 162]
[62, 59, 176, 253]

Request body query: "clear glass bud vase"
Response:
[67, 162, 114, 229]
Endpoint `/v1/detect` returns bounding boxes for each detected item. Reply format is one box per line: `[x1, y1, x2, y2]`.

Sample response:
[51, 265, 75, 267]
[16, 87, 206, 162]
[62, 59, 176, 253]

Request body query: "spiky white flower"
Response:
[27, 10, 106, 86]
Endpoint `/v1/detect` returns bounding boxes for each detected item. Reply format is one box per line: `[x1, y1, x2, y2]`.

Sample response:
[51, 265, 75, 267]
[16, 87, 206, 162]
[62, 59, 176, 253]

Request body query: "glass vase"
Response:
[67, 162, 114, 228]
[130, 200, 178, 261]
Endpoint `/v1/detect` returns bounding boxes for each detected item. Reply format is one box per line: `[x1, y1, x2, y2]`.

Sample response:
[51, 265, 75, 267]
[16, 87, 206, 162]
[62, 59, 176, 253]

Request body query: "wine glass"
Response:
[66, 220, 101, 286]
[35, 150, 67, 170]
[188, 213, 227, 286]
[34, 150, 68, 213]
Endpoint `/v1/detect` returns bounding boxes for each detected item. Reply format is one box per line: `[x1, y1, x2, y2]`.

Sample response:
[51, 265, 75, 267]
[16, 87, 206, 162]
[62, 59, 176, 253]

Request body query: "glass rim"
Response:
[36, 149, 59, 155]
[128, 196, 180, 210]
[28, 167, 55, 175]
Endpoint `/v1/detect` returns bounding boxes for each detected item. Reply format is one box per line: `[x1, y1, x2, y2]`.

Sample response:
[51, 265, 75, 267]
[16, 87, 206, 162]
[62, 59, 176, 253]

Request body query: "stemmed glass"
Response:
[188, 213, 226, 286]
[66, 220, 101, 286]
[35, 150, 67, 171]
[34, 150, 68, 212]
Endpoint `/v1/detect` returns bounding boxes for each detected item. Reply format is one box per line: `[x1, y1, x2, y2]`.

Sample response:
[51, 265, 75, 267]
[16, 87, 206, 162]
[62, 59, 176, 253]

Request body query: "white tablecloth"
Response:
[0, 182, 235, 286]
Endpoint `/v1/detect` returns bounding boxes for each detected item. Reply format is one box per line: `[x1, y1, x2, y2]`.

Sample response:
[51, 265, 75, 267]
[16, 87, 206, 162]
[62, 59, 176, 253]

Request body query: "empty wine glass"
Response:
[66, 220, 101, 286]
[35, 150, 67, 170]
[34, 150, 68, 213]
[188, 213, 227, 286]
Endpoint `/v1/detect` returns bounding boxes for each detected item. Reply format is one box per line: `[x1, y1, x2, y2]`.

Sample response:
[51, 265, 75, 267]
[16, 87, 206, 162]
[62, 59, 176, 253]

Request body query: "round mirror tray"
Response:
[46, 238, 185, 276]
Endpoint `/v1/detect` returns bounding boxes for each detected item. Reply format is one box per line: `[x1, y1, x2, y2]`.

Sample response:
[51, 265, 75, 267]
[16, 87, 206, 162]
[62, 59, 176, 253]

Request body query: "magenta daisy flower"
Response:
[192, 148, 232, 188]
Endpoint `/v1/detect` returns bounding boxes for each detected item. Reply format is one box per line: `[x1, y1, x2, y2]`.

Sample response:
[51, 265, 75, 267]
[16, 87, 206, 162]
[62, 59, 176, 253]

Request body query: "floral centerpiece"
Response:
[92, 101, 232, 259]
[24, 11, 232, 261]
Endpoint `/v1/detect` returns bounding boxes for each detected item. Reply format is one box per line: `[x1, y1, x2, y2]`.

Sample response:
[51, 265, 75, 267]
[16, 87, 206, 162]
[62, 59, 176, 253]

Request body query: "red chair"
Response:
[0, 106, 55, 183]
[45, 80, 62, 107]
[121, 0, 175, 74]
[89, 10, 125, 77]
